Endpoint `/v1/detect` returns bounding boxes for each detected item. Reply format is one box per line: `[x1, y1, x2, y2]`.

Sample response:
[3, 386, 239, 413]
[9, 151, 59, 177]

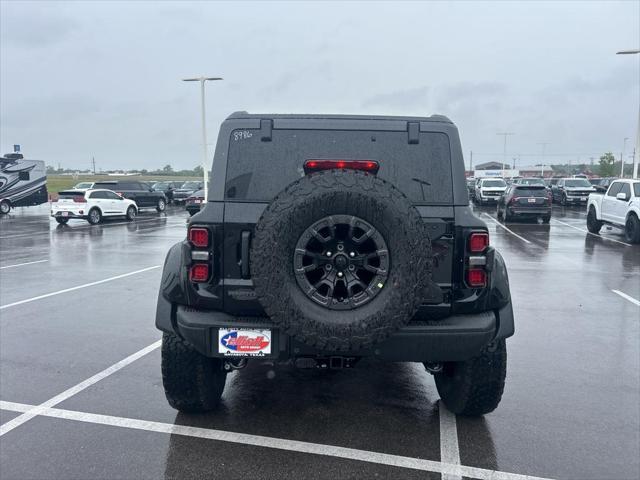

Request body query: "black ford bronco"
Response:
[156, 112, 514, 416]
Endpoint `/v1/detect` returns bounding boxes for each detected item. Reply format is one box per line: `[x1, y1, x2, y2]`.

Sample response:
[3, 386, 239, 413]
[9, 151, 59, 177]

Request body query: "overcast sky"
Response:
[1, 1, 638, 171]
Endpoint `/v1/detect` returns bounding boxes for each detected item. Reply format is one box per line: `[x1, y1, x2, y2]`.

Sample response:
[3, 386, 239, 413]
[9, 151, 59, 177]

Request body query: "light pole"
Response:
[621, 137, 629, 177]
[183, 76, 223, 200]
[616, 49, 639, 179]
[537, 142, 549, 177]
[497, 132, 514, 177]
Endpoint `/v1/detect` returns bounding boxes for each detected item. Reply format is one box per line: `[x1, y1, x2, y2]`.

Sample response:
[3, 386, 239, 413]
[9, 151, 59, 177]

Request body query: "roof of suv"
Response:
[226, 111, 453, 123]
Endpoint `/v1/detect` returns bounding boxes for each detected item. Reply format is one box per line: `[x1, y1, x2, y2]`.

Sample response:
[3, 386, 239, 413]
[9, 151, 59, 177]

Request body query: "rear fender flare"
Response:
[155, 241, 190, 333]
[486, 248, 510, 310]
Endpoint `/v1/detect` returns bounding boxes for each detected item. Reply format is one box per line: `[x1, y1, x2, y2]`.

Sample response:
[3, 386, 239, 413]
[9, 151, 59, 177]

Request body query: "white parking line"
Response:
[612, 290, 640, 307]
[481, 213, 533, 244]
[0, 232, 49, 240]
[0, 340, 161, 437]
[439, 400, 462, 480]
[0, 400, 554, 480]
[0, 265, 161, 310]
[0, 259, 48, 269]
[551, 219, 632, 247]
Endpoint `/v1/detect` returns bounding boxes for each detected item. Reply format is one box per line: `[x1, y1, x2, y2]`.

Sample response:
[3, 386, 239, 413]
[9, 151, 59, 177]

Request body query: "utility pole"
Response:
[616, 49, 639, 179]
[182, 76, 223, 201]
[537, 142, 549, 178]
[92, 156, 96, 175]
[621, 137, 629, 178]
[496, 132, 514, 177]
[470, 150, 473, 172]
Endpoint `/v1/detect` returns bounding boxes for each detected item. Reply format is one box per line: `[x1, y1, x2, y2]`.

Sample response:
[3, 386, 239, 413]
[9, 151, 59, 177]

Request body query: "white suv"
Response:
[51, 189, 137, 225]
[475, 178, 508, 204]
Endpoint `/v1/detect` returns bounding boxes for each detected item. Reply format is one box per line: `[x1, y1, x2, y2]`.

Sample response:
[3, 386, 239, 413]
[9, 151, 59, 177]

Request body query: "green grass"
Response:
[46, 175, 201, 194]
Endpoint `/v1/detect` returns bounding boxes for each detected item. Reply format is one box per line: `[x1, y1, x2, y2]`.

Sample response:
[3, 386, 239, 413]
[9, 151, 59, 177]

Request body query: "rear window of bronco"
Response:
[224, 129, 453, 205]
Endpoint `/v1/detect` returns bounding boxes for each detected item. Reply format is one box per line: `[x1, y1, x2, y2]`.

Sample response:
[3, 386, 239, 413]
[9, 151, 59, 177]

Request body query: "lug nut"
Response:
[348, 265, 355, 271]
[337, 271, 344, 278]
[349, 252, 355, 257]
[326, 251, 332, 257]
[337, 244, 344, 251]
[325, 264, 332, 271]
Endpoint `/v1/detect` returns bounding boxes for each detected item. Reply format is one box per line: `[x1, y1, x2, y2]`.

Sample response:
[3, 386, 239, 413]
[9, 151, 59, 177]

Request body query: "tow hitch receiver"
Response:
[294, 356, 358, 369]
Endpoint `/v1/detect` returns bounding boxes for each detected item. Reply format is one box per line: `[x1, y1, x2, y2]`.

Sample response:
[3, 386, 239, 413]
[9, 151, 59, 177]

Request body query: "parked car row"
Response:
[51, 189, 138, 225]
[56, 179, 206, 224]
[70, 180, 204, 206]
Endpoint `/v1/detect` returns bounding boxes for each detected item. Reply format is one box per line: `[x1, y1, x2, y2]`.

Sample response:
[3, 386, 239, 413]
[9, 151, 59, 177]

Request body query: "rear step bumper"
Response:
[157, 296, 514, 362]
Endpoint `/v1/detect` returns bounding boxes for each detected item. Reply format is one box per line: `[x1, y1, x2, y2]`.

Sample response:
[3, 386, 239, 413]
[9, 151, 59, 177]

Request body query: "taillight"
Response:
[466, 231, 489, 288]
[189, 227, 209, 247]
[466, 269, 487, 288]
[304, 159, 379, 174]
[73, 196, 87, 203]
[189, 264, 209, 282]
[469, 232, 489, 253]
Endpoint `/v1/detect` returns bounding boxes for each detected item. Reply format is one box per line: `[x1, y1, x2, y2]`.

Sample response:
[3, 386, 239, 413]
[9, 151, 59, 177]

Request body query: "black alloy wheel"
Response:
[293, 215, 389, 310]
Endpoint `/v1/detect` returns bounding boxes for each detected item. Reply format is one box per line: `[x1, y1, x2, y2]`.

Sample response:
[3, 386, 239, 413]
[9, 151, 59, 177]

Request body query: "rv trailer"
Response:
[0, 153, 48, 214]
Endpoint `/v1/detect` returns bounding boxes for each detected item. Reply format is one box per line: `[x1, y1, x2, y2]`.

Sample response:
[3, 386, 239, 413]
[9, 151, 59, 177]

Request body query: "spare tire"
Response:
[251, 169, 433, 352]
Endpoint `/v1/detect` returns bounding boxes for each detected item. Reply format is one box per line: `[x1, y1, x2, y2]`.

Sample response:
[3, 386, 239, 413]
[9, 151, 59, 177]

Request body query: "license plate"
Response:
[528, 198, 536, 203]
[62, 211, 69, 217]
[194, 199, 201, 204]
[218, 328, 272, 356]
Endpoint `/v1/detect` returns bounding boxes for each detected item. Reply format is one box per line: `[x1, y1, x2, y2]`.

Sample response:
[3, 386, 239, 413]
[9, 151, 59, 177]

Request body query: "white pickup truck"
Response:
[586, 179, 640, 243]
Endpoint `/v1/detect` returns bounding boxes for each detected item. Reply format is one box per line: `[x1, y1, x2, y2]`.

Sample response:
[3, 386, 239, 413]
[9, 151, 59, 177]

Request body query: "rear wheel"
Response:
[161, 332, 227, 412]
[0, 199, 10, 214]
[541, 214, 551, 224]
[433, 340, 507, 416]
[625, 214, 640, 244]
[55, 217, 69, 225]
[156, 198, 166, 212]
[87, 208, 102, 225]
[586, 207, 602, 234]
[126, 206, 137, 221]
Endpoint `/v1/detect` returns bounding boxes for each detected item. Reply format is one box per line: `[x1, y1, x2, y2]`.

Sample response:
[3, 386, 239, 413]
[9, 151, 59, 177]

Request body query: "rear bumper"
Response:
[51, 211, 86, 219]
[156, 295, 514, 362]
[508, 206, 551, 216]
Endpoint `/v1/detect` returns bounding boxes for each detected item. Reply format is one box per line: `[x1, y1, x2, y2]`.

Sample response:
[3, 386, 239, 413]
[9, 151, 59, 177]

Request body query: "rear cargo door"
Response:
[222, 125, 455, 314]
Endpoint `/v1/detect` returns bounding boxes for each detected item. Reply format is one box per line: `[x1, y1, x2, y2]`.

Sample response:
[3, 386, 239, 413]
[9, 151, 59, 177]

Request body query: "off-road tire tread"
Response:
[434, 339, 507, 416]
[161, 332, 226, 413]
[251, 169, 432, 352]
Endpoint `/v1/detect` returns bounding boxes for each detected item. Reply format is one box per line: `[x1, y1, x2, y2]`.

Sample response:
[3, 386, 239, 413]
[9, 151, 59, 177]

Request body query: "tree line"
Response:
[46, 165, 204, 176]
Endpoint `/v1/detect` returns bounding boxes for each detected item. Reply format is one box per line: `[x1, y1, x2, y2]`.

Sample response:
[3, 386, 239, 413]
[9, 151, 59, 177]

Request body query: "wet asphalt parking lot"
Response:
[0, 202, 638, 480]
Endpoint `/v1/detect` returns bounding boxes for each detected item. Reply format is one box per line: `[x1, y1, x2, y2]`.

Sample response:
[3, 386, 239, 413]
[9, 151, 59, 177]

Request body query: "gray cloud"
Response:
[0, 3, 78, 48]
[362, 86, 430, 109]
[0, 1, 638, 170]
